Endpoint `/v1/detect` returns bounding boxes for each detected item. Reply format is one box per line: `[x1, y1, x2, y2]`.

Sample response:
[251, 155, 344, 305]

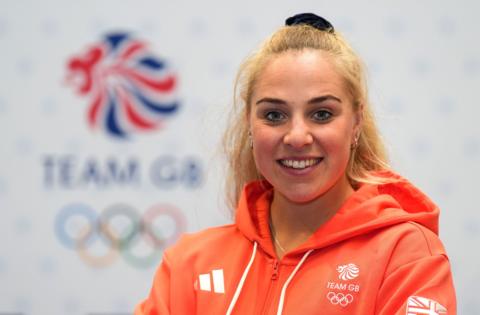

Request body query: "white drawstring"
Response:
[225, 243, 313, 315]
[276, 249, 314, 315]
[225, 241, 258, 315]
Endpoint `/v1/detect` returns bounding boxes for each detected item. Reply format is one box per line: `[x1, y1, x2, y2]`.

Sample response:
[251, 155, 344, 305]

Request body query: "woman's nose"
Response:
[283, 118, 313, 149]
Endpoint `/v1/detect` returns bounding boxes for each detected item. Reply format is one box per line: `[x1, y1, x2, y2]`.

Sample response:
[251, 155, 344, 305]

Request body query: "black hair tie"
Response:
[285, 13, 334, 33]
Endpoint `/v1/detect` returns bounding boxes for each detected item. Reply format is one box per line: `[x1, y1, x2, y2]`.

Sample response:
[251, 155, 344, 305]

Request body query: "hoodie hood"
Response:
[235, 170, 440, 258]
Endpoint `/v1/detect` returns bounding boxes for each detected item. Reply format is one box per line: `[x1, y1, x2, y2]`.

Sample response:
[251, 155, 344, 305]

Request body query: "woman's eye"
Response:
[312, 110, 332, 122]
[265, 111, 285, 122]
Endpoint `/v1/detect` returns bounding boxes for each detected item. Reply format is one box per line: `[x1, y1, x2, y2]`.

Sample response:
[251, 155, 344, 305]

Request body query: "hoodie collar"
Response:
[235, 171, 439, 259]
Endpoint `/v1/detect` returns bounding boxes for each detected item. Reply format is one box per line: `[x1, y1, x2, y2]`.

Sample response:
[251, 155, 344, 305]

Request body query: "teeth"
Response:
[280, 158, 320, 169]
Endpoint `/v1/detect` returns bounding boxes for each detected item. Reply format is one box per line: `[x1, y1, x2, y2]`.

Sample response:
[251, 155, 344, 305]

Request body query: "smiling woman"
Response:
[249, 50, 362, 251]
[136, 13, 457, 315]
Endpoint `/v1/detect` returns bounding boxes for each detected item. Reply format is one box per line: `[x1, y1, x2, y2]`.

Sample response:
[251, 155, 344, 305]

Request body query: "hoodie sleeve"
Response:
[135, 253, 172, 315]
[374, 223, 456, 315]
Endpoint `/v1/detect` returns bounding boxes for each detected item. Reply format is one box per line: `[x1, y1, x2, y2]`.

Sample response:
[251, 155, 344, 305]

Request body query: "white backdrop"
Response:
[0, 0, 478, 314]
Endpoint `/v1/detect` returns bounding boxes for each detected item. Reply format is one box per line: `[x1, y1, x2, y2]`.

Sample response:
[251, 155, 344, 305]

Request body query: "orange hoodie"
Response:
[136, 172, 456, 314]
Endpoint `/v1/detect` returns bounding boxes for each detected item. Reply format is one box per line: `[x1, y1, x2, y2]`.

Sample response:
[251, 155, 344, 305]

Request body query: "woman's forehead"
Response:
[252, 50, 349, 101]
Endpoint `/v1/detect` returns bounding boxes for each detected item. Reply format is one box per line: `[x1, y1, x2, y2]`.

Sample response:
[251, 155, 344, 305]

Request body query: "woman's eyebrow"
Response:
[255, 95, 342, 106]
[308, 95, 342, 104]
[255, 97, 286, 106]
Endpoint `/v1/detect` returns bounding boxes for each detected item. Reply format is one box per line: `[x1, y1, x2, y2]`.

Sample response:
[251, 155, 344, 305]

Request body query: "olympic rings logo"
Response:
[55, 203, 186, 269]
[326, 292, 354, 307]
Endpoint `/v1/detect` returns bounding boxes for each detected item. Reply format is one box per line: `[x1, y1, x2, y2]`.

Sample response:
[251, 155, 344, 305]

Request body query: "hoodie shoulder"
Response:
[164, 224, 241, 262]
[381, 221, 448, 277]
[180, 224, 238, 246]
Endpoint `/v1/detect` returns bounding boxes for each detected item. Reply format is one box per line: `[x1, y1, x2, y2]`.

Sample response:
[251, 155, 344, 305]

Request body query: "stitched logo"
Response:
[326, 292, 354, 307]
[195, 269, 225, 294]
[336, 263, 359, 281]
[406, 296, 447, 315]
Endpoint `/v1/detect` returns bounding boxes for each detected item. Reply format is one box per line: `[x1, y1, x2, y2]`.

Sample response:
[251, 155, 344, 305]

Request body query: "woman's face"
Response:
[249, 49, 360, 204]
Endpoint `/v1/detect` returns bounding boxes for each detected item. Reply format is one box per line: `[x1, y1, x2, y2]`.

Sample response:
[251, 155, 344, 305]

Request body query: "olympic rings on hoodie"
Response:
[326, 292, 354, 307]
[55, 202, 186, 268]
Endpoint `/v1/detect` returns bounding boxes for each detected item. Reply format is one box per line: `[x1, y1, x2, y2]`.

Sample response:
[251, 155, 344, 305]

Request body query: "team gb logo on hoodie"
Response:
[337, 263, 360, 281]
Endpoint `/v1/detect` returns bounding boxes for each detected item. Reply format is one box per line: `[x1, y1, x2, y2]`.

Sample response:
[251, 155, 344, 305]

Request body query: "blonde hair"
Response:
[223, 24, 391, 210]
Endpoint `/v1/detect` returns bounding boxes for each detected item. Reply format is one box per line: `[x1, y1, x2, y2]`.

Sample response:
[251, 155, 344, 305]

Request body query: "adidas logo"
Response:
[196, 269, 225, 294]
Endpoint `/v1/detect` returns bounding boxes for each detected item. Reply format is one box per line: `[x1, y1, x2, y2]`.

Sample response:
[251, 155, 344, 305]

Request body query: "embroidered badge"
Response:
[326, 292, 354, 307]
[336, 263, 359, 281]
[406, 296, 447, 315]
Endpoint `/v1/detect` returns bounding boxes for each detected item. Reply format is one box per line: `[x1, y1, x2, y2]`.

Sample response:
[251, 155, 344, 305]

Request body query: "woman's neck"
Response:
[269, 176, 354, 258]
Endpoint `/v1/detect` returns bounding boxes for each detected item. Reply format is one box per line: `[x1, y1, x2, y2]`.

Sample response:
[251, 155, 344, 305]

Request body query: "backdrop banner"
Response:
[0, 1, 478, 314]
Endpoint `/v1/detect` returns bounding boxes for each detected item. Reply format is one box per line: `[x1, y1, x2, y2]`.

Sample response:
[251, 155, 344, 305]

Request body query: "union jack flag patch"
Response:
[406, 296, 447, 315]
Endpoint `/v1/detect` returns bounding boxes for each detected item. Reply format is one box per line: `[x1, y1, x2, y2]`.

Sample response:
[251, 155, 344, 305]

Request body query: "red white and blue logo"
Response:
[66, 32, 179, 139]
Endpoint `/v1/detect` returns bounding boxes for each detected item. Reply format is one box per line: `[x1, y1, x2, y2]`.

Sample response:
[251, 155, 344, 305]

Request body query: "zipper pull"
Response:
[271, 260, 279, 280]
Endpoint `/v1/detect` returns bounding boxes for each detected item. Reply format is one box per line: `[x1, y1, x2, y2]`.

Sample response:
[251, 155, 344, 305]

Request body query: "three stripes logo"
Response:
[406, 296, 447, 315]
[196, 269, 225, 294]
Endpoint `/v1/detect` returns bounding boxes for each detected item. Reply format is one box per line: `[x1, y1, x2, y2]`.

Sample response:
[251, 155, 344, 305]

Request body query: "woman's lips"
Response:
[277, 157, 323, 171]
[279, 158, 322, 169]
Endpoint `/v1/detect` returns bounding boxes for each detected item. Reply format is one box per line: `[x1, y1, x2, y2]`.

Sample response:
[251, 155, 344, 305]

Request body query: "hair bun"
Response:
[285, 13, 334, 33]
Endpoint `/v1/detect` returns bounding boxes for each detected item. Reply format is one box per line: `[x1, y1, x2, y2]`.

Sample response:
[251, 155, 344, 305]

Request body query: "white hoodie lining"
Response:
[225, 241, 258, 315]
[276, 249, 314, 315]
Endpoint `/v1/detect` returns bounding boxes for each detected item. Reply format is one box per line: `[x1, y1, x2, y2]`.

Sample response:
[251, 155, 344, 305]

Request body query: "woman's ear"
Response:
[354, 103, 364, 130]
[351, 103, 363, 149]
[355, 103, 364, 127]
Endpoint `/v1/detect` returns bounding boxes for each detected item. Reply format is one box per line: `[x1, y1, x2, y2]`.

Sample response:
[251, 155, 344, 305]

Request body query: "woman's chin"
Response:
[276, 189, 322, 205]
